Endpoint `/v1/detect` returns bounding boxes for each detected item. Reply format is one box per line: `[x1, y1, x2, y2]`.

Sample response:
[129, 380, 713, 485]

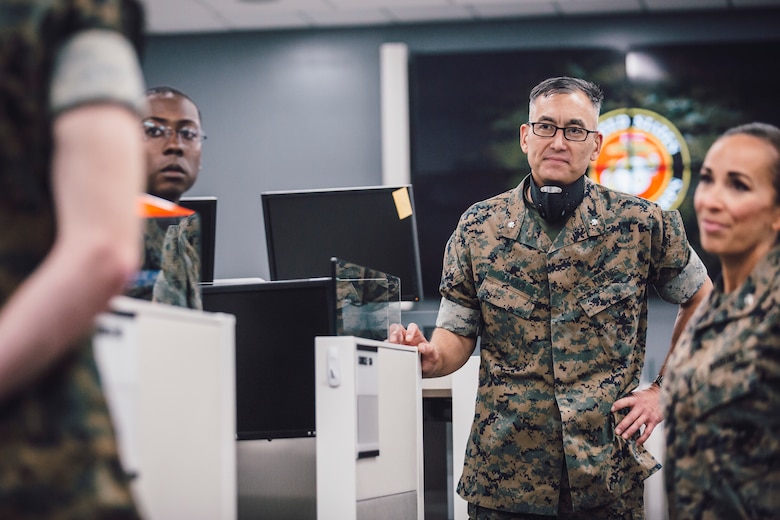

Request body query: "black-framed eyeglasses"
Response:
[527, 122, 597, 142]
[143, 120, 207, 144]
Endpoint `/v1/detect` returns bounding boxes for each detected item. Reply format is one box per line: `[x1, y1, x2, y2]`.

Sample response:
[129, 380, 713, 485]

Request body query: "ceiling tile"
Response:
[307, 8, 394, 26]
[557, 0, 642, 15]
[452, 0, 555, 5]
[200, 0, 325, 14]
[386, 4, 474, 22]
[144, 0, 768, 34]
[466, 1, 560, 18]
[145, 0, 230, 33]
[199, 0, 323, 29]
[228, 0, 332, 8]
[224, 12, 313, 30]
[329, 0, 449, 7]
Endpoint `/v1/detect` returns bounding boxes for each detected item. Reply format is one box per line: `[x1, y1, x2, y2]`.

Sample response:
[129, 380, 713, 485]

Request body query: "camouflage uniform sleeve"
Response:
[656, 245, 707, 304]
[435, 297, 481, 337]
[436, 214, 482, 338]
[152, 215, 203, 310]
[49, 28, 145, 115]
[183, 214, 203, 310]
[650, 209, 706, 304]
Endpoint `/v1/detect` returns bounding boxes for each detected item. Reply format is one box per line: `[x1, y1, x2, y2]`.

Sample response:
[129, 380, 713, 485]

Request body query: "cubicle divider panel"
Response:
[315, 336, 424, 520]
[95, 296, 237, 520]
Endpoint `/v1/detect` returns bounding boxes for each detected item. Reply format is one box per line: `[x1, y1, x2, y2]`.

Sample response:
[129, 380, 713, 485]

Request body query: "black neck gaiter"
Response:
[528, 174, 585, 224]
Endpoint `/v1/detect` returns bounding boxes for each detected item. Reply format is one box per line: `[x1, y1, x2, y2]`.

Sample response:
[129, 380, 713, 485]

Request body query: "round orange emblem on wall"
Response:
[589, 108, 690, 210]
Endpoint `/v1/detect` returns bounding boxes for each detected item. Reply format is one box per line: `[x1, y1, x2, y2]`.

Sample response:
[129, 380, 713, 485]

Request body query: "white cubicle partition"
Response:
[315, 336, 424, 520]
[94, 296, 236, 520]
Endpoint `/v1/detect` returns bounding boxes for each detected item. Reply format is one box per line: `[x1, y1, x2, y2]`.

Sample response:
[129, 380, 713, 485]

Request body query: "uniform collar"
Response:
[497, 175, 605, 251]
[694, 243, 780, 330]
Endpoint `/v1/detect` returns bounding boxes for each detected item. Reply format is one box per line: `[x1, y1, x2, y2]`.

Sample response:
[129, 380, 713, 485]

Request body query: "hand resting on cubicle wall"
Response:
[388, 323, 476, 379]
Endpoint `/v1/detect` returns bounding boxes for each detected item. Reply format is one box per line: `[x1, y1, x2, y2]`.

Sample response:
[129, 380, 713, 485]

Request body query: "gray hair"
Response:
[529, 76, 604, 115]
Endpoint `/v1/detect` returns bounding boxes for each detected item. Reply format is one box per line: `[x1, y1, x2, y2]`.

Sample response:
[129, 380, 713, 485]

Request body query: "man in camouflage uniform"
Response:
[125, 86, 204, 309]
[0, 0, 145, 517]
[663, 122, 780, 519]
[390, 77, 712, 519]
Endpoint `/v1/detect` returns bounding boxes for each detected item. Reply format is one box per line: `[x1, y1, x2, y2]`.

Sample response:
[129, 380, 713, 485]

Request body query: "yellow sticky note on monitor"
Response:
[392, 187, 413, 220]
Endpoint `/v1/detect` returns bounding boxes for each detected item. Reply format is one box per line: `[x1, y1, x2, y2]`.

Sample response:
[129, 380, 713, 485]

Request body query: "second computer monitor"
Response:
[261, 185, 423, 302]
[201, 278, 337, 440]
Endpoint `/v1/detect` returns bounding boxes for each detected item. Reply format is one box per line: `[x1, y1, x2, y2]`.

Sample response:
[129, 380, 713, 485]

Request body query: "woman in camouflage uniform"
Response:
[0, 0, 145, 517]
[663, 122, 780, 519]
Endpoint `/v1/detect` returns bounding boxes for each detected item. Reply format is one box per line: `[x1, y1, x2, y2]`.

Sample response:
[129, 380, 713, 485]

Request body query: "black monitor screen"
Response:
[261, 185, 423, 302]
[179, 196, 216, 283]
[202, 279, 336, 440]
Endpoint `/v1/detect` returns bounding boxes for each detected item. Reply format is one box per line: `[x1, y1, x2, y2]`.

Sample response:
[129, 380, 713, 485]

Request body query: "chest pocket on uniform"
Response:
[695, 347, 759, 417]
[571, 270, 640, 360]
[477, 276, 535, 319]
[572, 270, 637, 317]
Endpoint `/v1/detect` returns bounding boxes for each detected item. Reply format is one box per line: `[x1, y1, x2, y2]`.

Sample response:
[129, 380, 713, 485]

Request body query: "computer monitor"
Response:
[261, 185, 424, 302]
[179, 196, 217, 283]
[201, 278, 337, 440]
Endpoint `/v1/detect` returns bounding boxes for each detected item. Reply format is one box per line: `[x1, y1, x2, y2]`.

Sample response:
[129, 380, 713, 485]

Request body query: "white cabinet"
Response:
[315, 336, 424, 520]
[94, 296, 236, 520]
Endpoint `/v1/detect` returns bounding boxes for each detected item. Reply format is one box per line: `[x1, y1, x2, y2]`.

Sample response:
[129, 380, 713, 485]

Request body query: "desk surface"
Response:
[422, 374, 453, 398]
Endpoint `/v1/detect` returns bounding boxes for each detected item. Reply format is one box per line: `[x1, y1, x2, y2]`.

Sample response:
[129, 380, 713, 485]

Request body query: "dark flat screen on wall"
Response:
[179, 196, 217, 283]
[261, 185, 424, 302]
[202, 278, 336, 440]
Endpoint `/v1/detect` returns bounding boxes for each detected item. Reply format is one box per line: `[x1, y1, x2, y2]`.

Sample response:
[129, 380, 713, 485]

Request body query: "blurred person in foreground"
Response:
[389, 76, 712, 519]
[663, 122, 780, 519]
[0, 0, 146, 516]
[125, 86, 205, 309]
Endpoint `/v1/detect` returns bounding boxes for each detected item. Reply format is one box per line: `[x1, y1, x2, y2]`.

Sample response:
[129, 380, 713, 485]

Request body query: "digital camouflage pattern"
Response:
[438, 175, 705, 516]
[0, 0, 143, 517]
[125, 213, 203, 310]
[468, 481, 644, 520]
[663, 244, 780, 520]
